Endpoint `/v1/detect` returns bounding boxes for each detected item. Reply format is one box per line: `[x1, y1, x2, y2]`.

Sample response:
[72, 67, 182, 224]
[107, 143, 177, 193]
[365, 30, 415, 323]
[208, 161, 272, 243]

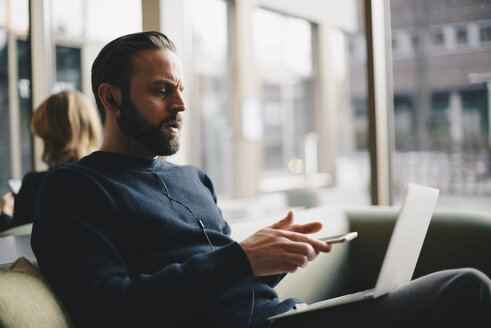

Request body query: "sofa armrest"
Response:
[0, 257, 75, 328]
[417, 208, 491, 278]
[344, 206, 491, 293]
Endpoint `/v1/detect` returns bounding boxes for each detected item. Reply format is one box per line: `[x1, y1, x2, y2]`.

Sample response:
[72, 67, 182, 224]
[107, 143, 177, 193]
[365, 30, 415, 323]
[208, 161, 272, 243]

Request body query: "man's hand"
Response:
[1, 192, 14, 216]
[240, 210, 331, 276]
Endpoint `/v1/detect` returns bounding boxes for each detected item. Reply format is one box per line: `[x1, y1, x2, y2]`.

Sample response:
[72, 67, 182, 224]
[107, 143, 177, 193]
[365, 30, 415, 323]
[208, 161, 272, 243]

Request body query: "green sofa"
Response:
[0, 206, 490, 327]
[232, 205, 491, 305]
[343, 206, 491, 296]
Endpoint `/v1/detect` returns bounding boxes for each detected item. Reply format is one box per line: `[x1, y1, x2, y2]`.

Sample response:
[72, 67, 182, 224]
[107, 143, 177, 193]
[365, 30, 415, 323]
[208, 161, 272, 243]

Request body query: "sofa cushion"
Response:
[0, 257, 75, 328]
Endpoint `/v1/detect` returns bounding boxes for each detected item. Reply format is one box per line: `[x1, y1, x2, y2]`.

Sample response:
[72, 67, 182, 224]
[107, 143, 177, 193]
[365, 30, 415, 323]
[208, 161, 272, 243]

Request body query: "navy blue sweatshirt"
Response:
[31, 151, 297, 328]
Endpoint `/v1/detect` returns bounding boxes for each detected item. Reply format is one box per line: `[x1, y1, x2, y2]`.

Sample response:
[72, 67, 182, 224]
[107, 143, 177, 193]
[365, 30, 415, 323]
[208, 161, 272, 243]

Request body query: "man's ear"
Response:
[98, 83, 121, 114]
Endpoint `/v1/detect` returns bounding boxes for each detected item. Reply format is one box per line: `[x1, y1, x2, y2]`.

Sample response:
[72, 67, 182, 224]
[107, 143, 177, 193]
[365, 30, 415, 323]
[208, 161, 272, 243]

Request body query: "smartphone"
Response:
[319, 232, 358, 244]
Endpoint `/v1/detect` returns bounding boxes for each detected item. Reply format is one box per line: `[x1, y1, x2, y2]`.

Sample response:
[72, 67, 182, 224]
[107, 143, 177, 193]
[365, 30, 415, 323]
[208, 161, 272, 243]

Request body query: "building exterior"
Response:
[349, 0, 491, 198]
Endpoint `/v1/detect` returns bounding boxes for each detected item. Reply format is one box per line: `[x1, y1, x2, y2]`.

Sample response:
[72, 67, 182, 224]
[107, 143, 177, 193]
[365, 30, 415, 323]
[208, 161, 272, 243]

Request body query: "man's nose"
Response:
[171, 90, 186, 112]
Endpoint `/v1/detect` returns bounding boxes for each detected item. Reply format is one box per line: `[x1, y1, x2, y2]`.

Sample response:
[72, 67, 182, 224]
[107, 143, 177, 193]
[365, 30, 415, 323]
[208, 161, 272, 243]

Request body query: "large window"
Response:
[0, 0, 142, 195]
[10, 0, 488, 216]
[248, 4, 370, 208]
[252, 9, 315, 176]
[0, 29, 11, 194]
[0, 0, 31, 195]
[17, 39, 31, 172]
[186, 1, 368, 213]
[55, 45, 82, 92]
[389, 0, 491, 210]
[52, 0, 142, 42]
[345, 1, 371, 205]
[189, 0, 234, 196]
[51, 0, 142, 95]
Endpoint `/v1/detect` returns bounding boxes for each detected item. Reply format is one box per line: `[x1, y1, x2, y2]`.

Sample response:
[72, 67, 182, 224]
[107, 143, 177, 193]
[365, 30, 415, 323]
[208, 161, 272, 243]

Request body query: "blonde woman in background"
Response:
[0, 90, 102, 232]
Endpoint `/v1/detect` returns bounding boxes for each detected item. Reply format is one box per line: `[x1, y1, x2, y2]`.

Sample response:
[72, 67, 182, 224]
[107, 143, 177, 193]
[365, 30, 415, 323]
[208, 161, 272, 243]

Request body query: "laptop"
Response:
[269, 183, 440, 320]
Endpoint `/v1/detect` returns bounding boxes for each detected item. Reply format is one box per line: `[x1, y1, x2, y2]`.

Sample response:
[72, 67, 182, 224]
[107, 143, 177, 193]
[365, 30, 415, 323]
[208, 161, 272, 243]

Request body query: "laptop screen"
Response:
[373, 183, 439, 298]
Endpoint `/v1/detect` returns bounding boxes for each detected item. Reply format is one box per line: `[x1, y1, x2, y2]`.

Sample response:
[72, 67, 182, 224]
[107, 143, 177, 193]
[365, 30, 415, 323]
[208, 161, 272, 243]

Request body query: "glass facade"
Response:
[52, 0, 142, 42]
[0, 0, 142, 195]
[190, 0, 233, 196]
[1, 0, 489, 214]
[51, 0, 142, 95]
[389, 0, 491, 210]
[17, 39, 32, 175]
[253, 9, 315, 176]
[55, 45, 82, 92]
[0, 29, 11, 194]
[0, 0, 30, 195]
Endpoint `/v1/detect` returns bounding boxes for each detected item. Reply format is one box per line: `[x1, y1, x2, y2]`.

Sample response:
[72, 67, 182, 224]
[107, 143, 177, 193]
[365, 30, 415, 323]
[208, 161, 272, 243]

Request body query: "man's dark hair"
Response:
[91, 31, 177, 123]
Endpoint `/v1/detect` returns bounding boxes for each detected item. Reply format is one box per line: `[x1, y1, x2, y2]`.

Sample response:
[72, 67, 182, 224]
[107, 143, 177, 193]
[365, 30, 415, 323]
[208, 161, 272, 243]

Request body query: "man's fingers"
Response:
[288, 221, 323, 234]
[279, 230, 331, 253]
[241, 211, 332, 276]
[270, 210, 295, 230]
[283, 241, 317, 261]
[271, 246, 314, 270]
[270, 211, 323, 235]
[277, 262, 300, 273]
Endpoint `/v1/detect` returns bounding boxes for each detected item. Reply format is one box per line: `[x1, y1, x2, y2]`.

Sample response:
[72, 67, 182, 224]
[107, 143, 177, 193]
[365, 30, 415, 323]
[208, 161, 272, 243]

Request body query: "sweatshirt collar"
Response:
[88, 151, 164, 170]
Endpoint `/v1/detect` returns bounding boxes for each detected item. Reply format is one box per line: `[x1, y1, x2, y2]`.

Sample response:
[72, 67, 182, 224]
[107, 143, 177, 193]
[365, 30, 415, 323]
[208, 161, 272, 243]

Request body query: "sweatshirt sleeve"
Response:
[0, 212, 14, 232]
[31, 168, 253, 328]
[13, 172, 39, 224]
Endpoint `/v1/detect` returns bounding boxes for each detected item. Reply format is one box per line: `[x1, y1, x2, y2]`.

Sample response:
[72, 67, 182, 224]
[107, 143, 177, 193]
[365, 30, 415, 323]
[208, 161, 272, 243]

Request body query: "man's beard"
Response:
[117, 95, 182, 156]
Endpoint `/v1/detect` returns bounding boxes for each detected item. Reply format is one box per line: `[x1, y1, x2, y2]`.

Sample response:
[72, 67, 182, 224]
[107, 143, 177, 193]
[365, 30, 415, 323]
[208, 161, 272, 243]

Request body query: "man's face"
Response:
[117, 48, 186, 156]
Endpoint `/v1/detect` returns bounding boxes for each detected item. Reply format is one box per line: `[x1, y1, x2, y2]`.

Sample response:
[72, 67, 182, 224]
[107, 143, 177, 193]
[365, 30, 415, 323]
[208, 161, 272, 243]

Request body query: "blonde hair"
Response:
[31, 90, 102, 169]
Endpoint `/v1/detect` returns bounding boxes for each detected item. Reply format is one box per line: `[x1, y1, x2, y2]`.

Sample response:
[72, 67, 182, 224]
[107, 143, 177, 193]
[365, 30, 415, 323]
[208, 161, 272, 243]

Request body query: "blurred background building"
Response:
[350, 0, 491, 207]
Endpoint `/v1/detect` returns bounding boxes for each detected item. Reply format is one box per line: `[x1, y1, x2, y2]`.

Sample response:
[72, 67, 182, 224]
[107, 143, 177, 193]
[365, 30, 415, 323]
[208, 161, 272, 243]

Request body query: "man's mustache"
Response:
[159, 114, 183, 130]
